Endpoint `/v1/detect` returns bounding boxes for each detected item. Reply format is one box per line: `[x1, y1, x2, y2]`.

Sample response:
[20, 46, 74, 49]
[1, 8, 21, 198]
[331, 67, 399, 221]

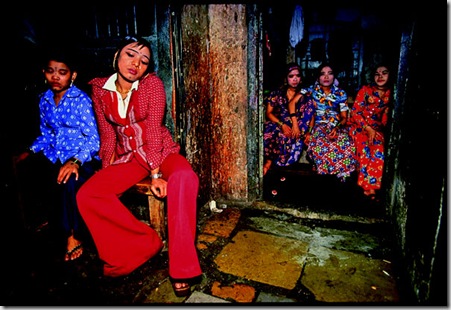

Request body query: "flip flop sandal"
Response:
[65, 244, 83, 261]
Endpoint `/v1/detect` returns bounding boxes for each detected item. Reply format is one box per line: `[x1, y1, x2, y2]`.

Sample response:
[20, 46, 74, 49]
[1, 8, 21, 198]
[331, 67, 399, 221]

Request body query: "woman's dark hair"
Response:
[285, 62, 301, 76]
[316, 63, 334, 77]
[41, 44, 79, 72]
[113, 35, 155, 74]
[373, 63, 391, 76]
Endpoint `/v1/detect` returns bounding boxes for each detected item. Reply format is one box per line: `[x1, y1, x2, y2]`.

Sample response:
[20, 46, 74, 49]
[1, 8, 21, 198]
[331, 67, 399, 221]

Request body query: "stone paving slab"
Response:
[201, 207, 241, 238]
[256, 291, 298, 303]
[185, 291, 231, 303]
[247, 216, 383, 255]
[302, 248, 399, 303]
[141, 277, 187, 304]
[214, 230, 308, 290]
[210, 281, 256, 302]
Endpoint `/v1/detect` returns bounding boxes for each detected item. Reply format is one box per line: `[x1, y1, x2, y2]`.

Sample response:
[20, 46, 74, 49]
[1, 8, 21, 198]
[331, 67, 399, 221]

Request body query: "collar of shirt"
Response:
[103, 73, 139, 118]
[103, 73, 139, 92]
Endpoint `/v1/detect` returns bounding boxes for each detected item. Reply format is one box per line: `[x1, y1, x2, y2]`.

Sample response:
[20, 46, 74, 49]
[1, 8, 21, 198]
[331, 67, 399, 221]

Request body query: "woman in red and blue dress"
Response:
[350, 64, 392, 199]
[304, 63, 357, 181]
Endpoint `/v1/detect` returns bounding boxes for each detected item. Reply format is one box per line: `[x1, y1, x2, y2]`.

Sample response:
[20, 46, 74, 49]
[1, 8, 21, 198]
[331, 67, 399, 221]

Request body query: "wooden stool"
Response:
[131, 177, 166, 240]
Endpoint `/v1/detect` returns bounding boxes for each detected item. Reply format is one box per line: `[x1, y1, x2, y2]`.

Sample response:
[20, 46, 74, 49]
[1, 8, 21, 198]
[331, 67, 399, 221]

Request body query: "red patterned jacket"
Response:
[89, 73, 180, 170]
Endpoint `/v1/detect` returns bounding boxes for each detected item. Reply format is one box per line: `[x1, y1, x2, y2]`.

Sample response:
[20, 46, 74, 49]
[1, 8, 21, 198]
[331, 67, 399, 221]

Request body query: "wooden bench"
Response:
[131, 177, 166, 240]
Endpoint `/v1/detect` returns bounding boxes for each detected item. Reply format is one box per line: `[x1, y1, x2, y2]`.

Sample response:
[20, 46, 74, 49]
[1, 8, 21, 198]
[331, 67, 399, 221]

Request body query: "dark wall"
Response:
[384, 3, 447, 304]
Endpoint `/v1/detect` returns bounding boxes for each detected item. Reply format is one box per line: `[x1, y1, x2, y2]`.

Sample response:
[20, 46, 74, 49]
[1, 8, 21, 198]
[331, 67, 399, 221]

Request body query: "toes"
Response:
[71, 246, 83, 260]
[363, 190, 376, 196]
[65, 244, 83, 261]
[174, 282, 188, 289]
[172, 281, 191, 297]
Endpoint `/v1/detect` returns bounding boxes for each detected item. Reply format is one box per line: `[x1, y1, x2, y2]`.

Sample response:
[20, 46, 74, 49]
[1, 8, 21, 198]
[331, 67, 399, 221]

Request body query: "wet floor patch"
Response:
[246, 215, 386, 258]
[302, 249, 399, 303]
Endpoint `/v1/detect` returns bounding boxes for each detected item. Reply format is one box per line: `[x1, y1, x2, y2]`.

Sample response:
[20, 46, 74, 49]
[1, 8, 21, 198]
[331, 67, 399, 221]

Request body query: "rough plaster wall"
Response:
[385, 19, 446, 304]
[181, 5, 212, 204]
[245, 5, 264, 201]
[208, 4, 249, 201]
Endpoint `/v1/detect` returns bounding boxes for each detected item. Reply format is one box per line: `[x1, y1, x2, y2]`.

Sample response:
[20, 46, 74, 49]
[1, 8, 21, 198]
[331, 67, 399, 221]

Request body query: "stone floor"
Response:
[4, 201, 405, 306]
[4, 165, 410, 306]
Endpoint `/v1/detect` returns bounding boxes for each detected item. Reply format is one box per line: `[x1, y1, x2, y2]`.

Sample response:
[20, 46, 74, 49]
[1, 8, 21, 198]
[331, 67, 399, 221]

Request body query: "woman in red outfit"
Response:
[350, 64, 392, 199]
[76, 36, 201, 296]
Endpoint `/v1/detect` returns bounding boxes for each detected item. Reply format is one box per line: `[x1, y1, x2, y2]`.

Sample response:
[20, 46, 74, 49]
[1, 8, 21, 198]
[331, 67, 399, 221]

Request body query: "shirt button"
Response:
[129, 136, 133, 140]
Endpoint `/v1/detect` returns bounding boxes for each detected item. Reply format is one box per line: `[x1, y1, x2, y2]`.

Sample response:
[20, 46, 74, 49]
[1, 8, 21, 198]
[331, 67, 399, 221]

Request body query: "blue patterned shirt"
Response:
[30, 85, 100, 165]
[306, 81, 348, 127]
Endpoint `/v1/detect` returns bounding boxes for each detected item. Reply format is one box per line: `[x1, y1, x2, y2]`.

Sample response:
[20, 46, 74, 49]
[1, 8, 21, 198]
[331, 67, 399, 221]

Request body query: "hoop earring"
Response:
[112, 54, 117, 70]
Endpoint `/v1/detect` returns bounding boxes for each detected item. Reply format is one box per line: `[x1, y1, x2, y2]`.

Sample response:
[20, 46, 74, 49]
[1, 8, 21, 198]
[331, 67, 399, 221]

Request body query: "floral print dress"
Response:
[263, 87, 314, 167]
[350, 84, 391, 191]
[305, 82, 357, 180]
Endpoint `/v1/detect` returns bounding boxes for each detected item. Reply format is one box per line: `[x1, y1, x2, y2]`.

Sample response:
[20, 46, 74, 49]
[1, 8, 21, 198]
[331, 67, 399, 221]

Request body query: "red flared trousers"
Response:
[77, 154, 202, 278]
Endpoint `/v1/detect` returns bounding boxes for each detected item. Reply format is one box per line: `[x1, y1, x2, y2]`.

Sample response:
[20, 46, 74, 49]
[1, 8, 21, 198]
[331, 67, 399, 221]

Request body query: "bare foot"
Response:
[363, 189, 376, 199]
[263, 160, 272, 176]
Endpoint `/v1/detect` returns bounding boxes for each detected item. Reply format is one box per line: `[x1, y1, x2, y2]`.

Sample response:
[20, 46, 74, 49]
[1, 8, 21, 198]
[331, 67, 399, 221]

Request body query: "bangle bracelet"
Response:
[289, 113, 296, 117]
[151, 172, 163, 179]
[70, 158, 81, 166]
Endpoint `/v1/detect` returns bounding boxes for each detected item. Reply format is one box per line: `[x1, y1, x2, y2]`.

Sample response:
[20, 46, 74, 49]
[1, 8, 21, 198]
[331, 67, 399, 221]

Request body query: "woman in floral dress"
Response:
[350, 64, 392, 198]
[304, 63, 357, 180]
[263, 63, 314, 175]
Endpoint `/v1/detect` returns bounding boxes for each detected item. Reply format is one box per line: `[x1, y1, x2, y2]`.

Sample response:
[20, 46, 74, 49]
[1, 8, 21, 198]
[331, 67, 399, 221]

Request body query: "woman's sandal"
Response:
[65, 243, 83, 261]
[171, 281, 191, 297]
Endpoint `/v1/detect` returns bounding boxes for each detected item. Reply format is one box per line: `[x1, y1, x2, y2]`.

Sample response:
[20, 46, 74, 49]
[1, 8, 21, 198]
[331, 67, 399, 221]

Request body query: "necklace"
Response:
[115, 89, 129, 101]
[115, 81, 131, 96]
[117, 88, 131, 97]
[116, 87, 131, 101]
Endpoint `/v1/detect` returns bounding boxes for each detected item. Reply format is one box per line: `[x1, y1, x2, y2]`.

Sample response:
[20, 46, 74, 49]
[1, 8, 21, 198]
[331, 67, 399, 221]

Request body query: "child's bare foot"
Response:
[65, 235, 83, 261]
